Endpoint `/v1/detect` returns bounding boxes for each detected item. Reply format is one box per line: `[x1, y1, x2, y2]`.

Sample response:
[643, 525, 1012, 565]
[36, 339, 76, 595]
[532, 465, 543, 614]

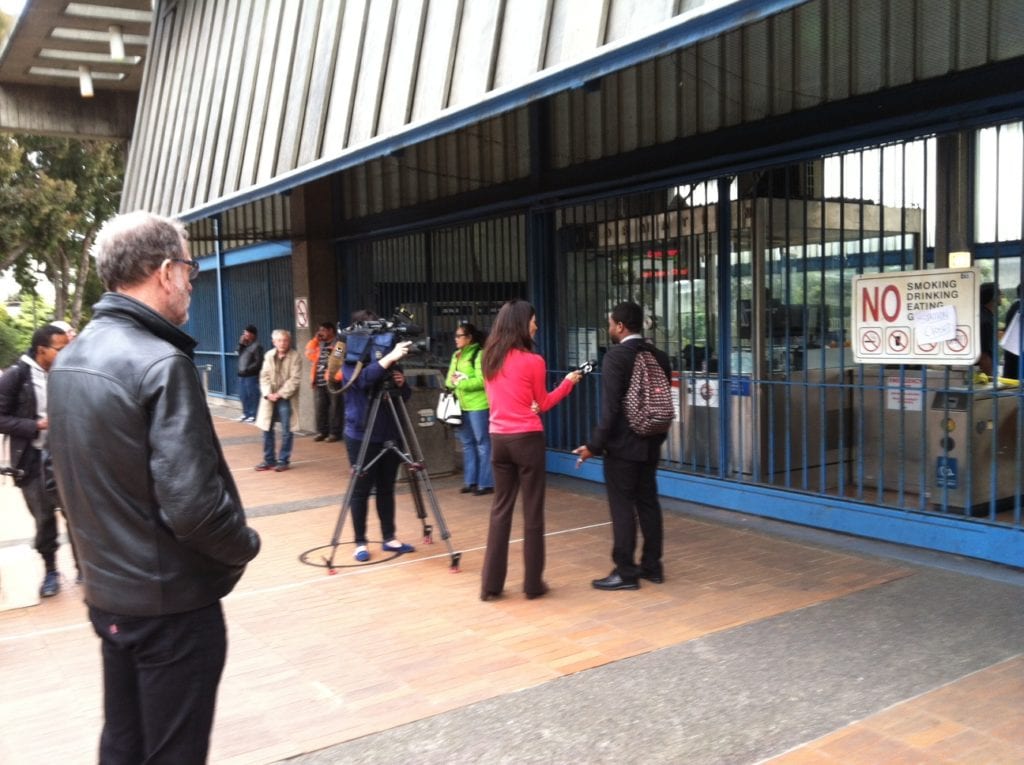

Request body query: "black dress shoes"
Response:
[591, 571, 639, 591]
[473, 487, 494, 496]
[460, 484, 477, 494]
[480, 589, 501, 602]
[524, 583, 549, 600]
[639, 570, 664, 584]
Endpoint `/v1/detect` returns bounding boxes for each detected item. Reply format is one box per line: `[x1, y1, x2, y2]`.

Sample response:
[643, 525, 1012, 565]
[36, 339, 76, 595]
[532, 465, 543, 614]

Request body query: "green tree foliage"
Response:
[0, 134, 125, 328]
[0, 305, 24, 368]
[0, 295, 54, 368]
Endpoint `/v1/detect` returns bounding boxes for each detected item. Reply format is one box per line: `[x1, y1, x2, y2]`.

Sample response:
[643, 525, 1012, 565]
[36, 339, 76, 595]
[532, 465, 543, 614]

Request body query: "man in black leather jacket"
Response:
[48, 211, 261, 764]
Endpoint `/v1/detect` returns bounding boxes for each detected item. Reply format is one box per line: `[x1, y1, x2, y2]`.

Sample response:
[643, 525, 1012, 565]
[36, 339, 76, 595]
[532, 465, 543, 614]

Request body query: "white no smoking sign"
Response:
[851, 268, 979, 364]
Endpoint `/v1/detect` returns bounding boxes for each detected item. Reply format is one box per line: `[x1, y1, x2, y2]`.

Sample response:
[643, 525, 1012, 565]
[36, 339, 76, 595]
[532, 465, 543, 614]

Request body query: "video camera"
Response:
[327, 308, 431, 392]
[336, 308, 430, 362]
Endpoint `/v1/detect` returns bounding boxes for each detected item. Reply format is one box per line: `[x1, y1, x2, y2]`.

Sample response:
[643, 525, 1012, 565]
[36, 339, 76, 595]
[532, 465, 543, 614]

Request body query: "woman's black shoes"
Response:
[461, 484, 477, 494]
[473, 487, 494, 496]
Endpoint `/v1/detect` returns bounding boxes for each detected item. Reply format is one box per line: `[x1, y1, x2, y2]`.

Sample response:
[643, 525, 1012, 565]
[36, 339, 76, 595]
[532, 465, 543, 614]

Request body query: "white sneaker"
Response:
[237, 415, 247, 422]
[353, 545, 370, 562]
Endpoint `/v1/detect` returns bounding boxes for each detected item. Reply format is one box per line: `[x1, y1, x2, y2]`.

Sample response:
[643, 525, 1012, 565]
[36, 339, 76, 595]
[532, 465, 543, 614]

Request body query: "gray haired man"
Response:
[48, 211, 261, 763]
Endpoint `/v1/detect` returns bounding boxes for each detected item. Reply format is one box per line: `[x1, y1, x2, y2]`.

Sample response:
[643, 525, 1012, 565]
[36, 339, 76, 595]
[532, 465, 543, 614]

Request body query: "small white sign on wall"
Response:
[294, 297, 309, 329]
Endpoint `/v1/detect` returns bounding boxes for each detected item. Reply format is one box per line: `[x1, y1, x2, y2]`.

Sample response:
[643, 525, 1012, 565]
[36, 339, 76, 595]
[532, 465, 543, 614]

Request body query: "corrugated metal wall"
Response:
[186, 197, 292, 258]
[185, 256, 294, 394]
[344, 213, 527, 351]
[124, 0, 1024, 223]
[338, 0, 1024, 219]
[126, 0, 728, 216]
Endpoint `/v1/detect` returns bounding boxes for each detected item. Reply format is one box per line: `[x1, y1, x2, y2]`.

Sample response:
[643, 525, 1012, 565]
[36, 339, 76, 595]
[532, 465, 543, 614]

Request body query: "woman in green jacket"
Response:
[446, 322, 493, 495]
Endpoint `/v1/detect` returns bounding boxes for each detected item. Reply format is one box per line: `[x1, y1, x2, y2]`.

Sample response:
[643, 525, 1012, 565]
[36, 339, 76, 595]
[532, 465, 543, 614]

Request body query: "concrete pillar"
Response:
[934, 132, 973, 269]
[289, 178, 341, 433]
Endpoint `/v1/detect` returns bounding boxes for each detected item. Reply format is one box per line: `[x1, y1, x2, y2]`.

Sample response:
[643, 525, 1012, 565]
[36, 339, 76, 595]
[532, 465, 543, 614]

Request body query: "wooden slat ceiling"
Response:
[0, 0, 151, 92]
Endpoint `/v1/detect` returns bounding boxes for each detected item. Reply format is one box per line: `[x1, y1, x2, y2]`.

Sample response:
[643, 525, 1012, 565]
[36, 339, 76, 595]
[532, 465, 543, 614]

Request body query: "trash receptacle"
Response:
[403, 368, 456, 477]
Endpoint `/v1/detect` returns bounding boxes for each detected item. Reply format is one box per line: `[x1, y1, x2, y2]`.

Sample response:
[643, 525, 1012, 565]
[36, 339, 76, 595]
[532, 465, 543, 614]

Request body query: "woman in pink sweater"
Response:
[479, 299, 582, 601]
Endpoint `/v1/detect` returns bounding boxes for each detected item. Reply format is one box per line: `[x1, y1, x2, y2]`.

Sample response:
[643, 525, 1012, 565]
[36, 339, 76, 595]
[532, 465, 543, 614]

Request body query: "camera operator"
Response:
[342, 310, 418, 562]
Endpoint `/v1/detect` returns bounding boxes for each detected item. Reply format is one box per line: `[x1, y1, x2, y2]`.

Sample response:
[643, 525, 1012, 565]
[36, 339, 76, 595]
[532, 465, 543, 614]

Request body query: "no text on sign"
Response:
[850, 267, 979, 364]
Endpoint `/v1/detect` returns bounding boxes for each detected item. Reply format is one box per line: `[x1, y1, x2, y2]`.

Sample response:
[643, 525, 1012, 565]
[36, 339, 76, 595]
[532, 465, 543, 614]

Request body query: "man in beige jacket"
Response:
[256, 329, 302, 472]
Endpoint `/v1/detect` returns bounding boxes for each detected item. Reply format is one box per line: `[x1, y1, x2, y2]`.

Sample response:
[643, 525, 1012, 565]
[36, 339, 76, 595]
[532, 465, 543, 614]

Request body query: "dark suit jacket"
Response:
[586, 337, 672, 463]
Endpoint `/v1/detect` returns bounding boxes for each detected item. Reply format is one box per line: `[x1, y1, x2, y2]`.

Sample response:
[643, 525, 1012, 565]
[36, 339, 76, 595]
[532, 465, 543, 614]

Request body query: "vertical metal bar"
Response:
[213, 213, 227, 395]
[716, 177, 733, 479]
[1015, 122, 1024, 528]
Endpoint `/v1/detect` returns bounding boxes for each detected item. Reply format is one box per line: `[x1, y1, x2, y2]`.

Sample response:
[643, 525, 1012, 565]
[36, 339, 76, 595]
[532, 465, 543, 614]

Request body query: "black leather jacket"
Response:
[237, 340, 264, 377]
[48, 293, 260, 616]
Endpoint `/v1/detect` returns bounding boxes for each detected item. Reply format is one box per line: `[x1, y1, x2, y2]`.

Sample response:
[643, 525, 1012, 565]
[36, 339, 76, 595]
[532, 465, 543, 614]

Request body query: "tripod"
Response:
[323, 380, 461, 572]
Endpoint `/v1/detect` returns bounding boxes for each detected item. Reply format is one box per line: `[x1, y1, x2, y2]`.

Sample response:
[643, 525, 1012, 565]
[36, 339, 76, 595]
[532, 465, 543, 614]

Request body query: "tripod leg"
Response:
[324, 388, 385, 571]
[390, 395, 462, 572]
[402, 463, 432, 543]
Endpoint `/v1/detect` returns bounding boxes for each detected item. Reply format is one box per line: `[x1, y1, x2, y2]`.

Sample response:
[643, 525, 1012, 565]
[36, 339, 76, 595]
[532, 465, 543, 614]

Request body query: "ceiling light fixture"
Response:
[109, 25, 126, 61]
[65, 3, 154, 23]
[29, 66, 127, 81]
[78, 65, 94, 98]
[51, 27, 149, 46]
[39, 48, 141, 65]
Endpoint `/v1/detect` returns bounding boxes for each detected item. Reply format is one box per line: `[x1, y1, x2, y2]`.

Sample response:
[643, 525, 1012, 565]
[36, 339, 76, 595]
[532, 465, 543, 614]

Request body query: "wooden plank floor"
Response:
[0, 415, 1016, 764]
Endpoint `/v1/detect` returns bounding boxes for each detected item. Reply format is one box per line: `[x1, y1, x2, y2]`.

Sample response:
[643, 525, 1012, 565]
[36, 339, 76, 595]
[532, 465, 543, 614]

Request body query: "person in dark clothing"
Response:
[978, 282, 997, 376]
[573, 301, 672, 591]
[48, 211, 260, 764]
[236, 324, 263, 421]
[1002, 284, 1021, 380]
[0, 324, 70, 597]
[341, 310, 416, 562]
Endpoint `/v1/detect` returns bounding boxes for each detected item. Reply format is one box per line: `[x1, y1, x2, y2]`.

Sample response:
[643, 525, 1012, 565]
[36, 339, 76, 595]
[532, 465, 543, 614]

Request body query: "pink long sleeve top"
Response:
[484, 348, 575, 435]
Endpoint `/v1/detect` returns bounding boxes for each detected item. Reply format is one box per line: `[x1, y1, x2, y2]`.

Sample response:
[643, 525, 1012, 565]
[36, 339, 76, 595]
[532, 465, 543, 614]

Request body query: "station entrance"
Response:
[551, 135, 1023, 534]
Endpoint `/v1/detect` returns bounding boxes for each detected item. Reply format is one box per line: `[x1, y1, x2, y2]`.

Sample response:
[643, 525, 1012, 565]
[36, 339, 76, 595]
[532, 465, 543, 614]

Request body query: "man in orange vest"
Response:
[305, 321, 344, 442]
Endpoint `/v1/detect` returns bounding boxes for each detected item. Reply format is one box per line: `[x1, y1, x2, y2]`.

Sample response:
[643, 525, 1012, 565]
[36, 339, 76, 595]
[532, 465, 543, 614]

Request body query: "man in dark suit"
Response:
[573, 301, 672, 590]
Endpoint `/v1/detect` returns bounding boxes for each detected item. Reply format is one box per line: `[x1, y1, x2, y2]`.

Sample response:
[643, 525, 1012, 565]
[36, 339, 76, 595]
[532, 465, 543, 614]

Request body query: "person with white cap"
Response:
[49, 320, 77, 342]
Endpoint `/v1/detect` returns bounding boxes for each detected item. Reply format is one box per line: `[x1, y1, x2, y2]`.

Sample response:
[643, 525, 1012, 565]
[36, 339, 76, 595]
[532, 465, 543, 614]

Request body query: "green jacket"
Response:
[445, 343, 489, 411]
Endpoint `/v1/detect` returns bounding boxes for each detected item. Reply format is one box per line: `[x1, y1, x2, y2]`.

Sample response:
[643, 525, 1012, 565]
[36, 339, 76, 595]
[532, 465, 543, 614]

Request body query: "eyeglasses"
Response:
[454, 333, 467, 338]
[168, 257, 200, 281]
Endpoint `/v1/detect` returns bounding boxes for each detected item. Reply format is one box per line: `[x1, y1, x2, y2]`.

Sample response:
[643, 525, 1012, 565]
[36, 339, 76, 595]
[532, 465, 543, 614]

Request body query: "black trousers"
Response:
[481, 432, 548, 596]
[603, 455, 663, 578]
[314, 385, 344, 438]
[88, 601, 227, 765]
[19, 449, 62, 570]
[344, 437, 401, 544]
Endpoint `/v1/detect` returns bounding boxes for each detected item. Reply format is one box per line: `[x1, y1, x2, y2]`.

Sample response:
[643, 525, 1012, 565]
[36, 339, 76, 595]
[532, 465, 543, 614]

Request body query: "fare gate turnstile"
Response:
[857, 367, 946, 493]
[927, 386, 1020, 515]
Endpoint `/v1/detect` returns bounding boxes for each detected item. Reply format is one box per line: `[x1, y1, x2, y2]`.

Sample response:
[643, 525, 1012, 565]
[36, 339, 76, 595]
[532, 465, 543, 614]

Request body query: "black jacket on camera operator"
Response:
[341, 316, 413, 445]
[340, 310, 416, 562]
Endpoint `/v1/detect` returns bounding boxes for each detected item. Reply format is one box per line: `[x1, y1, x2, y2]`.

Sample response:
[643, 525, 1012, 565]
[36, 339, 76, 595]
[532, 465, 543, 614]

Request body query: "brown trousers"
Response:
[480, 431, 547, 596]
